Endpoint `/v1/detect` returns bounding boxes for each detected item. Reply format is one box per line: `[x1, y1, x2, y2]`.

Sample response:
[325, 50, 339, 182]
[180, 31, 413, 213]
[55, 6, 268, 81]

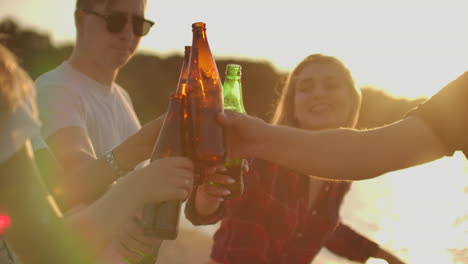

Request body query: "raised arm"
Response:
[220, 112, 446, 181]
[325, 223, 404, 263]
[65, 156, 194, 257]
[42, 115, 164, 210]
[220, 71, 468, 181]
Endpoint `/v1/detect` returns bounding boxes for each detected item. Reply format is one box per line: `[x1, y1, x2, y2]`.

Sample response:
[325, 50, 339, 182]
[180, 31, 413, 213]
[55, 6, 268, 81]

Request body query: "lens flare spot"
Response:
[0, 215, 11, 234]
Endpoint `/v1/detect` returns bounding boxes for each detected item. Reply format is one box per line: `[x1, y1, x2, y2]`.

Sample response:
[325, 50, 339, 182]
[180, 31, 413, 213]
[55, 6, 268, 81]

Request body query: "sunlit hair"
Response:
[76, 0, 147, 10]
[0, 44, 36, 116]
[271, 54, 361, 129]
[76, 0, 115, 10]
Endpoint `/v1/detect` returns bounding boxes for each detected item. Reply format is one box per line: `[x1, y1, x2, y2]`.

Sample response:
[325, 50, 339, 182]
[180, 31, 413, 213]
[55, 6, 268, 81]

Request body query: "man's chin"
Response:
[110, 57, 130, 70]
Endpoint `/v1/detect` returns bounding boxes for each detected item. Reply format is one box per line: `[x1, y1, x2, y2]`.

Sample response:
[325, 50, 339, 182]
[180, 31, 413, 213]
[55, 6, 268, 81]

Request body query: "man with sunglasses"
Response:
[34, 0, 173, 263]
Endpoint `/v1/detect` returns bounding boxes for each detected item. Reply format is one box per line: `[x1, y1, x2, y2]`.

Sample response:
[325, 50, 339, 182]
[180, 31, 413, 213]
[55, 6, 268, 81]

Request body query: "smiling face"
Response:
[272, 54, 361, 130]
[77, 0, 146, 71]
[292, 62, 356, 130]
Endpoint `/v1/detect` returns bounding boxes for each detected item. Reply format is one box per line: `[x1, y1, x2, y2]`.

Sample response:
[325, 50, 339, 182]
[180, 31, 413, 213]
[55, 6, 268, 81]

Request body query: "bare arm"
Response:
[44, 115, 164, 209]
[259, 116, 447, 180]
[43, 127, 108, 208]
[64, 157, 194, 256]
[43, 116, 170, 256]
[220, 112, 447, 181]
[325, 223, 404, 263]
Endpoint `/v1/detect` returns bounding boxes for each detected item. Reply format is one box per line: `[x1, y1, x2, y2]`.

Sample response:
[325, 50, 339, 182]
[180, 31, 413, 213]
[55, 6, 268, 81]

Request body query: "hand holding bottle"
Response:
[122, 156, 194, 205]
[218, 110, 271, 159]
[194, 162, 248, 216]
[195, 166, 234, 215]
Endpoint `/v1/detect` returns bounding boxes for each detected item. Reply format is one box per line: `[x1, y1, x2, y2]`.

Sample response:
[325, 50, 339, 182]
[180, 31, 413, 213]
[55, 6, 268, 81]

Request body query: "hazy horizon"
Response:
[3, 0, 468, 98]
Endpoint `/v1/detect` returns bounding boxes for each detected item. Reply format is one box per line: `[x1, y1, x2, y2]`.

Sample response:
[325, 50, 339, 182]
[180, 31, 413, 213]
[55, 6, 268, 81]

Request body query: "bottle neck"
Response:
[175, 47, 191, 95]
[192, 28, 207, 43]
[225, 76, 241, 81]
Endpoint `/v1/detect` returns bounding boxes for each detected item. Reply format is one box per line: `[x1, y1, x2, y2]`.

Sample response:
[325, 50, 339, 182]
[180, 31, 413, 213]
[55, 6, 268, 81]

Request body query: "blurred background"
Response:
[1, 0, 467, 263]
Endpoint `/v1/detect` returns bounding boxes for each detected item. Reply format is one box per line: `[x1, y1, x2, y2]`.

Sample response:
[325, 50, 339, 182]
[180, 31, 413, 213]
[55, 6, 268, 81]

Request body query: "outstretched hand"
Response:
[217, 110, 270, 160]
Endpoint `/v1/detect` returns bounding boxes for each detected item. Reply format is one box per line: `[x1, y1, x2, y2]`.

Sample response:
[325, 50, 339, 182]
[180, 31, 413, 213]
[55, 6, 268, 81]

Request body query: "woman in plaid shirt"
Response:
[186, 54, 404, 264]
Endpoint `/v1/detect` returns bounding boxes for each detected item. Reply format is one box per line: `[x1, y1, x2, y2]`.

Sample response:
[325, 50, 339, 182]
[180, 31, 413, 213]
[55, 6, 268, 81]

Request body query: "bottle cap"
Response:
[192, 22, 206, 30]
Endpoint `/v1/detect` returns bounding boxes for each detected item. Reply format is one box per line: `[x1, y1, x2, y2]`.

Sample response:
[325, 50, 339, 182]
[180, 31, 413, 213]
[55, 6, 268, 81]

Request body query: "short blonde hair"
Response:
[76, 0, 147, 10]
[0, 44, 36, 116]
[271, 54, 361, 129]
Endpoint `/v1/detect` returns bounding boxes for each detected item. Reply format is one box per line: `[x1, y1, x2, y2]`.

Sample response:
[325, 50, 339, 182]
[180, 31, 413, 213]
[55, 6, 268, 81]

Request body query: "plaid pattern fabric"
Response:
[186, 159, 379, 264]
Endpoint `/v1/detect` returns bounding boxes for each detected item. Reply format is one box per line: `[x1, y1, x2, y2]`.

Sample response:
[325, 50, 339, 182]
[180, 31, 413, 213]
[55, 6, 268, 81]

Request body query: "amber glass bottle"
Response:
[142, 46, 191, 240]
[186, 22, 225, 172]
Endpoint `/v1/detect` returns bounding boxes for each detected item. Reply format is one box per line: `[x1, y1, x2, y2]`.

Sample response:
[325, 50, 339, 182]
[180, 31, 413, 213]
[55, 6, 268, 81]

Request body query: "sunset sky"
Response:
[2, 0, 468, 98]
[2, 1, 468, 262]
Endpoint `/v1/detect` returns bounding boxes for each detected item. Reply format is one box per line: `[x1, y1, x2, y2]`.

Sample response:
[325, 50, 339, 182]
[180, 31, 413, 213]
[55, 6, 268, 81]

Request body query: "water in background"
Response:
[181, 152, 468, 264]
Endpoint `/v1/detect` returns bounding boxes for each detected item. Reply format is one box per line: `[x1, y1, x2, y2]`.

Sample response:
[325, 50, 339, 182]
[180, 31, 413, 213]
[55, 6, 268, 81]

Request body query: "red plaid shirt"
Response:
[185, 159, 379, 264]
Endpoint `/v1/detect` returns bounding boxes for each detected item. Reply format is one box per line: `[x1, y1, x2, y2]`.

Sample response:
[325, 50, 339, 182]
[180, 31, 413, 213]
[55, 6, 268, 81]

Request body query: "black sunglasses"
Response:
[82, 8, 155, 37]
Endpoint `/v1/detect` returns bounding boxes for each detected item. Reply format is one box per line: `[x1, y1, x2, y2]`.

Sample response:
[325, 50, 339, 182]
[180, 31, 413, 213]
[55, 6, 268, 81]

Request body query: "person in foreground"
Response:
[0, 44, 93, 264]
[186, 54, 405, 264]
[0, 40, 194, 264]
[217, 69, 466, 181]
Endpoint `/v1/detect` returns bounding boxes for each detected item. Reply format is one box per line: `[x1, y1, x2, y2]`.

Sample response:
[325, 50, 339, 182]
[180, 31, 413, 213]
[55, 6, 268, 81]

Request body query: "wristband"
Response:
[105, 150, 131, 177]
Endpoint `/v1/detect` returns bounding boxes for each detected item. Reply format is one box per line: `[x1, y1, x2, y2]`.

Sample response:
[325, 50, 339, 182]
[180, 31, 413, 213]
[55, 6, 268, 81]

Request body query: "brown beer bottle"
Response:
[142, 46, 191, 240]
[186, 22, 226, 171]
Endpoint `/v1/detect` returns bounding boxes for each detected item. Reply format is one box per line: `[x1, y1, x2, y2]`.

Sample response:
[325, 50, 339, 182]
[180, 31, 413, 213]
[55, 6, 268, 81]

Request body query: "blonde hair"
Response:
[0, 44, 36, 116]
[77, 0, 116, 10]
[271, 54, 361, 129]
[76, 0, 147, 10]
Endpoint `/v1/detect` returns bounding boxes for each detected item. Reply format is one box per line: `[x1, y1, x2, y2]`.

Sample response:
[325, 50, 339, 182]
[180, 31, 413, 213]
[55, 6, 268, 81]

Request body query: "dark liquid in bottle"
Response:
[224, 159, 244, 199]
[144, 201, 181, 239]
[189, 106, 225, 165]
[143, 98, 185, 240]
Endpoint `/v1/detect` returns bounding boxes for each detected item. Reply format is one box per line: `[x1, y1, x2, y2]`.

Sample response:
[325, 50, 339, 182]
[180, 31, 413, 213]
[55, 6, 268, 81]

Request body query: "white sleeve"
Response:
[0, 99, 41, 163]
[36, 82, 86, 139]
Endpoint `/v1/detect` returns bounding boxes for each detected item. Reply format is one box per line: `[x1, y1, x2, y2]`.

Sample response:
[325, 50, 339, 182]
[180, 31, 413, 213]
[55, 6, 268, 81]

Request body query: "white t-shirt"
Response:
[0, 97, 41, 264]
[35, 62, 141, 157]
[0, 98, 40, 163]
[35, 62, 143, 264]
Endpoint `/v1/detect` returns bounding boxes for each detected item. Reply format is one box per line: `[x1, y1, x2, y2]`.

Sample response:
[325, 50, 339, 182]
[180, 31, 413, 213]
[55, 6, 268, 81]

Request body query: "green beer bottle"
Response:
[222, 64, 246, 198]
